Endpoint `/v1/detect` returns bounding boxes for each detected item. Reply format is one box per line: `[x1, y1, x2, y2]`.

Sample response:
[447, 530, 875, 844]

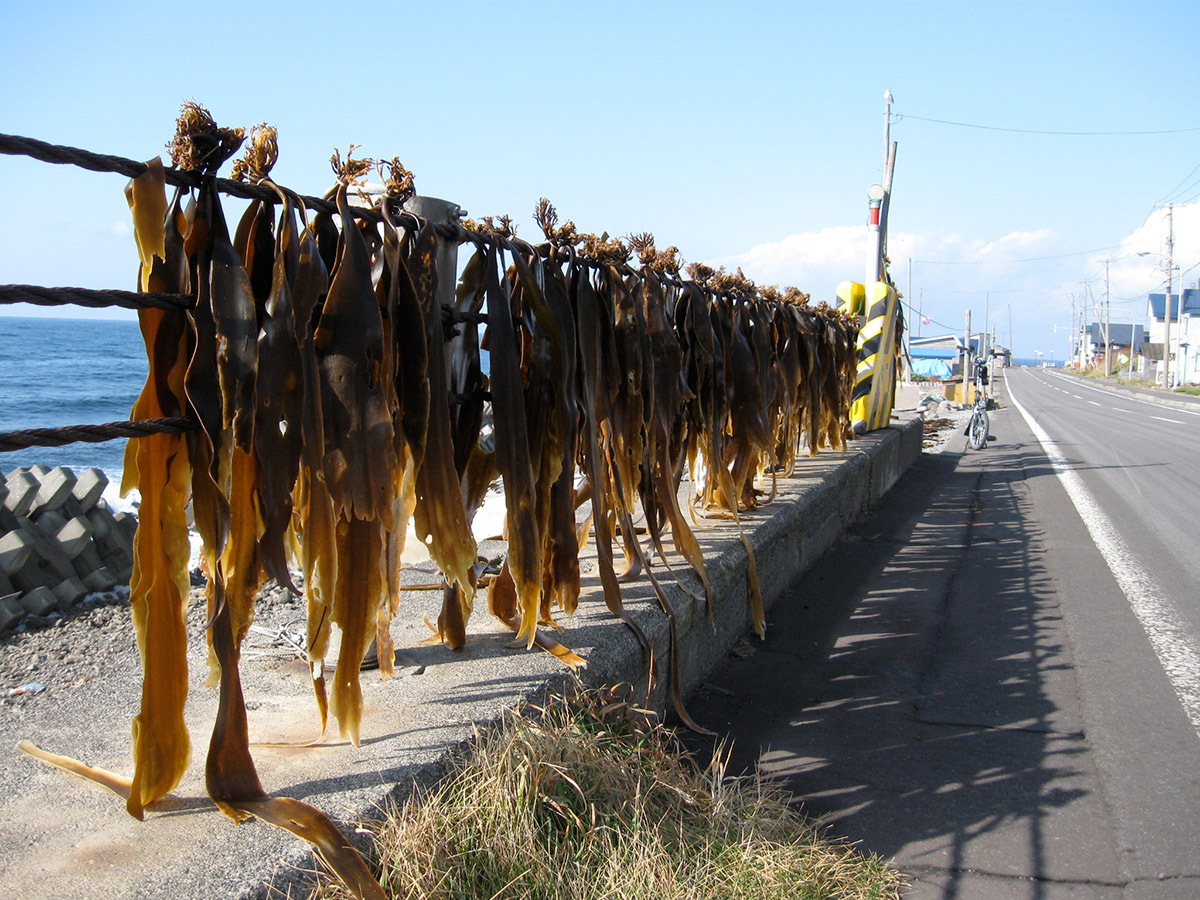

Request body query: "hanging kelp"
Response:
[19, 104, 865, 900]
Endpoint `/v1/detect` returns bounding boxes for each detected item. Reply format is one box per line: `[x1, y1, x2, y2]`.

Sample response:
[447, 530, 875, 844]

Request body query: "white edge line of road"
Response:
[1041, 368, 1200, 417]
[1008, 375, 1200, 742]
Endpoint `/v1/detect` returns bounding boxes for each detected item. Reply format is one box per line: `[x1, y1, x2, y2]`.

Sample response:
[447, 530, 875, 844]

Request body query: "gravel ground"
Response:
[1, 578, 311, 713]
[921, 408, 972, 454]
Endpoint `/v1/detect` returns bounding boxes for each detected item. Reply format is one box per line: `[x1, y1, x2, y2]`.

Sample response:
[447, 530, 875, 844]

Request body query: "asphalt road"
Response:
[1006, 368, 1200, 649]
[686, 371, 1200, 898]
[1004, 369, 1200, 894]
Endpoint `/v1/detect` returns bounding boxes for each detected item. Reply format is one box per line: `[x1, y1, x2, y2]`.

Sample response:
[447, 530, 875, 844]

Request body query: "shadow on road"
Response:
[683, 435, 1114, 896]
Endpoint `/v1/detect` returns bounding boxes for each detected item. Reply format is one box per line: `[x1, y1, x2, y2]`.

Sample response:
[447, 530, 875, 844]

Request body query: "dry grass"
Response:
[308, 685, 902, 900]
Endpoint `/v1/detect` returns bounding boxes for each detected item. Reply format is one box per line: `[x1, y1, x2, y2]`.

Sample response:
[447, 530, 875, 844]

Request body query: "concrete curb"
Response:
[2, 416, 923, 900]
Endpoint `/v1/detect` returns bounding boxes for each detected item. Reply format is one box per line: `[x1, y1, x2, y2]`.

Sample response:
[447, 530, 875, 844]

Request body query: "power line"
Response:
[895, 113, 1200, 136]
[1156, 160, 1200, 205]
[919, 286, 1057, 296]
[913, 245, 1118, 265]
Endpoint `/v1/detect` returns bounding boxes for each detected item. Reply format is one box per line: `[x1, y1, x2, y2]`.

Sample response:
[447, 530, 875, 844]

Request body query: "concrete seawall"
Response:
[0, 415, 922, 900]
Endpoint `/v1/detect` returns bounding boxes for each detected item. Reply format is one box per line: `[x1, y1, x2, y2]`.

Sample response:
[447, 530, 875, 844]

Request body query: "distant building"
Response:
[1084, 322, 1145, 371]
[1146, 289, 1200, 384]
[909, 332, 1008, 379]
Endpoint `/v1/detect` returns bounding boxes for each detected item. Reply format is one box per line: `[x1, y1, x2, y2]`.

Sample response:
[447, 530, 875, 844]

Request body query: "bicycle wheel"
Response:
[968, 409, 989, 450]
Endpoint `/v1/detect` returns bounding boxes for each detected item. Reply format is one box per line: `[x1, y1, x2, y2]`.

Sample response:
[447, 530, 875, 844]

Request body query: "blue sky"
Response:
[3, 0, 1199, 359]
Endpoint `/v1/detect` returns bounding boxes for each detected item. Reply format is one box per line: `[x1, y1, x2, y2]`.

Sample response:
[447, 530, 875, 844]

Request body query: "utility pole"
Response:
[1165, 206, 1174, 384]
[1105, 259, 1112, 376]
[866, 91, 897, 288]
[883, 90, 894, 173]
[1070, 293, 1076, 367]
[905, 257, 912, 377]
[1008, 304, 1013, 362]
[990, 325, 997, 398]
[964, 308, 972, 387]
[983, 293, 990, 359]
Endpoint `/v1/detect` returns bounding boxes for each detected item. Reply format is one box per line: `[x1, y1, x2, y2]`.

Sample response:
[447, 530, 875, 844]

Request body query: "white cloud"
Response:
[1103, 201, 1200, 304]
[711, 225, 873, 301]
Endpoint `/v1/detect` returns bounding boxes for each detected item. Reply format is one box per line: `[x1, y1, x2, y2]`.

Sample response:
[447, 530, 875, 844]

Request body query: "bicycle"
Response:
[964, 350, 992, 450]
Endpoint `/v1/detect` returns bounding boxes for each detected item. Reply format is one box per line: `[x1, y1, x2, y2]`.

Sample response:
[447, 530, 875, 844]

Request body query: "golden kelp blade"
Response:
[213, 446, 262, 662]
[292, 214, 336, 726]
[123, 306, 194, 820]
[570, 267, 649, 653]
[486, 562, 587, 670]
[207, 181, 259, 452]
[254, 188, 304, 594]
[408, 220, 477, 618]
[124, 157, 167, 292]
[237, 797, 386, 900]
[314, 185, 396, 525]
[110, 158, 197, 819]
[483, 245, 542, 647]
[206, 581, 385, 900]
[18, 741, 133, 801]
[328, 517, 387, 745]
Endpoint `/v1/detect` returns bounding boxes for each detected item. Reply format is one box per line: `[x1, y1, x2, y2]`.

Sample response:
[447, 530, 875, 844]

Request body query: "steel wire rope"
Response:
[0, 418, 198, 454]
[1, 130, 831, 456]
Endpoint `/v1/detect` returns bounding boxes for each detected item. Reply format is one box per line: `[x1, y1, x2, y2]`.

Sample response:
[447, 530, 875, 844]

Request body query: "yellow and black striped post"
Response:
[836, 280, 866, 318]
[849, 280, 899, 434]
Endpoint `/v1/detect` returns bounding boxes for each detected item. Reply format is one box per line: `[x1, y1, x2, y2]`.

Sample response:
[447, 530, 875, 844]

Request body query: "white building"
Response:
[1146, 289, 1200, 385]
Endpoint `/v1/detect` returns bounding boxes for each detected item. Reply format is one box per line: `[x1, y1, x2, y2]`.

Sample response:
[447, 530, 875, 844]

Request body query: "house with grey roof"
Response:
[1084, 322, 1144, 371]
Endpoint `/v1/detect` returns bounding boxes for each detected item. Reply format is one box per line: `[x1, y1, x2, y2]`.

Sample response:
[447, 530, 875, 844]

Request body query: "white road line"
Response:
[1008, 380, 1200, 741]
[1089, 400, 1101, 406]
[1151, 415, 1186, 424]
[1073, 394, 1083, 400]
[1112, 408, 1135, 414]
[1040, 369, 1200, 417]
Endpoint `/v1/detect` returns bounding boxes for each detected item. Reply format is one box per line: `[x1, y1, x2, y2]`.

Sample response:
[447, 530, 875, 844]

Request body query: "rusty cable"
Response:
[0, 284, 195, 312]
[0, 417, 198, 454]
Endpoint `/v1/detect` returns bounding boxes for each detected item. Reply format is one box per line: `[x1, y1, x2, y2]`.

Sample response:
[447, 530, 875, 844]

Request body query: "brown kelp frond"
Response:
[534, 198, 581, 246]
[229, 124, 278, 183]
[712, 266, 756, 299]
[167, 101, 244, 173]
[377, 156, 416, 204]
[627, 233, 682, 275]
[463, 214, 517, 238]
[624, 233, 670, 273]
[655, 245, 682, 275]
[628, 231, 657, 266]
[580, 231, 630, 265]
[782, 286, 810, 306]
[329, 144, 372, 188]
[685, 261, 716, 287]
[760, 284, 782, 304]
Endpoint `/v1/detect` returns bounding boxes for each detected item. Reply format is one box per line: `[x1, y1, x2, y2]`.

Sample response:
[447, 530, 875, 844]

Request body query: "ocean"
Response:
[0, 315, 491, 509]
[1012, 357, 1063, 368]
[0, 316, 147, 494]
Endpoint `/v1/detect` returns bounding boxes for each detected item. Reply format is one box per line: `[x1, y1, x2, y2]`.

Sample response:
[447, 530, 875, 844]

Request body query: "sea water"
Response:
[0, 316, 146, 494]
[0, 314, 492, 520]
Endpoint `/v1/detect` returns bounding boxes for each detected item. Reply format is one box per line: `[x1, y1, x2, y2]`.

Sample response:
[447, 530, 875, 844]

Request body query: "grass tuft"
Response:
[309, 685, 902, 900]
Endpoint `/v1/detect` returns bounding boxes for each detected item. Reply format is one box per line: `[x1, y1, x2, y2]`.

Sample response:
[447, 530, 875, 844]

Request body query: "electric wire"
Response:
[895, 113, 1200, 136]
[913, 245, 1118, 266]
[1156, 160, 1200, 206]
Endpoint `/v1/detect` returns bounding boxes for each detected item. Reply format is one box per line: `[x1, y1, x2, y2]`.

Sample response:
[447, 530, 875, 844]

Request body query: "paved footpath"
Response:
[686, 379, 1200, 899]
